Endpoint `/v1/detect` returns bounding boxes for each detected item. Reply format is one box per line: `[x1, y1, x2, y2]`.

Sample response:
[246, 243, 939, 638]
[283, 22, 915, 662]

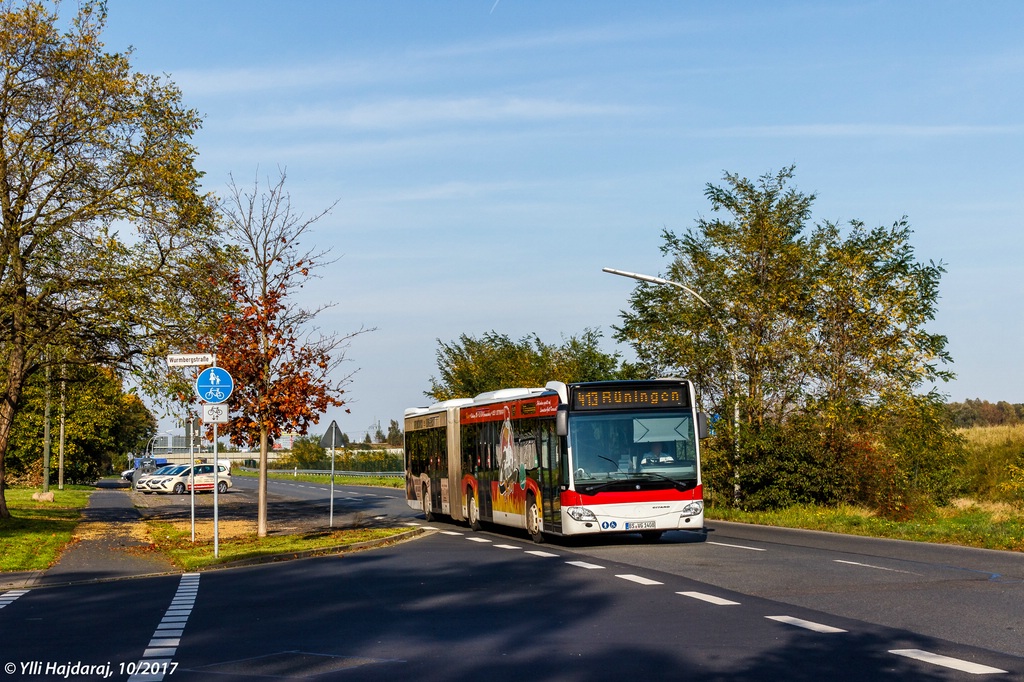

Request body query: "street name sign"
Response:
[167, 353, 215, 367]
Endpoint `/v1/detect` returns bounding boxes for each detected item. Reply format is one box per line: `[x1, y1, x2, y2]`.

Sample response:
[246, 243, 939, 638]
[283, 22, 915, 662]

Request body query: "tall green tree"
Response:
[0, 2, 225, 517]
[7, 363, 156, 485]
[614, 168, 956, 513]
[386, 419, 402, 446]
[427, 328, 639, 401]
[281, 435, 326, 470]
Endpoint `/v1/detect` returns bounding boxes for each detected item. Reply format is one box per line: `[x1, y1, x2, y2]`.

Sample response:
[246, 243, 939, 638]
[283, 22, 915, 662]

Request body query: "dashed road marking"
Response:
[566, 561, 604, 570]
[438, 529, 1010, 675]
[0, 589, 28, 609]
[766, 615, 847, 633]
[707, 541, 766, 552]
[128, 573, 200, 681]
[834, 559, 917, 574]
[440, 531, 464, 536]
[617, 574, 662, 586]
[678, 591, 740, 606]
[889, 649, 1008, 675]
[525, 550, 559, 558]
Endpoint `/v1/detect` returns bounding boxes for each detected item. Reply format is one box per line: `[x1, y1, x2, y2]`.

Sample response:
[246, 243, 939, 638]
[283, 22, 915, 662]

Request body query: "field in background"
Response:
[709, 424, 1024, 551]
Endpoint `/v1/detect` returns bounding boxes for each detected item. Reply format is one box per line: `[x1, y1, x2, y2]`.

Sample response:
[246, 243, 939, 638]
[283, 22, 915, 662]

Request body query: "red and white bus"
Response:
[405, 378, 708, 542]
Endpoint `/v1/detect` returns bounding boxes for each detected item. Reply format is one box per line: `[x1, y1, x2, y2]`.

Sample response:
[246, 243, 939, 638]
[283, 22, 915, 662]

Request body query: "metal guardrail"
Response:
[240, 467, 403, 478]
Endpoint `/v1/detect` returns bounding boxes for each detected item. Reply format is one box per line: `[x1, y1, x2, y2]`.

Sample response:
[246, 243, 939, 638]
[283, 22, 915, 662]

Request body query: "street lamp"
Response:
[147, 431, 172, 458]
[603, 267, 742, 505]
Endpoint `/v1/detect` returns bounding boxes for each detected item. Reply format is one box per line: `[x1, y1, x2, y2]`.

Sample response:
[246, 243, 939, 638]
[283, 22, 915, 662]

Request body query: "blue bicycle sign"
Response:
[195, 367, 234, 404]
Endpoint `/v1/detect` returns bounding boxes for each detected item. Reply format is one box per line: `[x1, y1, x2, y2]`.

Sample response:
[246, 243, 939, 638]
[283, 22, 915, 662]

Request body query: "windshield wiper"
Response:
[577, 472, 697, 495]
[634, 471, 698, 491]
[577, 479, 629, 494]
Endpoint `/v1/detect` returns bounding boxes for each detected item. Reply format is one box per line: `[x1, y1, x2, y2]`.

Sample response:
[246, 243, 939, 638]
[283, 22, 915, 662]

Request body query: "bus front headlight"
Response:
[566, 506, 598, 522]
[680, 501, 704, 517]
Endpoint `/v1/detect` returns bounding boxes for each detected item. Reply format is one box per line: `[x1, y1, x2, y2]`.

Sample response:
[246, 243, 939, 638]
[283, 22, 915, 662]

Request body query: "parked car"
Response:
[150, 464, 231, 495]
[136, 465, 189, 493]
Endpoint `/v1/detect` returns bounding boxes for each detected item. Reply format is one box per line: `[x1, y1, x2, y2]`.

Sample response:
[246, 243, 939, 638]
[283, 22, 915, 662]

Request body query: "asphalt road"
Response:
[232, 475, 1024, 660]
[1, 478, 1020, 681]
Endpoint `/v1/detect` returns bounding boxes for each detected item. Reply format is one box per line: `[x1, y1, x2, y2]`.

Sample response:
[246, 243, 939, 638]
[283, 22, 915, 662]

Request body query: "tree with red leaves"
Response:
[208, 169, 373, 537]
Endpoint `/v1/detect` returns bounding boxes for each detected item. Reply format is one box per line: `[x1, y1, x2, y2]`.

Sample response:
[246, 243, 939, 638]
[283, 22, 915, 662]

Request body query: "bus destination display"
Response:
[571, 385, 689, 411]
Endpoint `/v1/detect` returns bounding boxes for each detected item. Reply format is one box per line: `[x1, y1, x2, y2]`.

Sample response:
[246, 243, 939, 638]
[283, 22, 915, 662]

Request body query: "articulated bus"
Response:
[405, 378, 708, 542]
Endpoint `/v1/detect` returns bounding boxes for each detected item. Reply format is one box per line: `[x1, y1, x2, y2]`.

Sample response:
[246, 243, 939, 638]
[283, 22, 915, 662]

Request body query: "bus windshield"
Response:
[568, 411, 698, 489]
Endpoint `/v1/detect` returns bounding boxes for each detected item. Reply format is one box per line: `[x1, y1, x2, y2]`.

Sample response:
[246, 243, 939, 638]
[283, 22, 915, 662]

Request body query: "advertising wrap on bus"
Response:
[405, 378, 708, 543]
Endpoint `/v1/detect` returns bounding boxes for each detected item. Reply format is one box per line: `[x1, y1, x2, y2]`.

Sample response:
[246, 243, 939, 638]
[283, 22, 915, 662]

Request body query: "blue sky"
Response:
[101, 1, 1023, 439]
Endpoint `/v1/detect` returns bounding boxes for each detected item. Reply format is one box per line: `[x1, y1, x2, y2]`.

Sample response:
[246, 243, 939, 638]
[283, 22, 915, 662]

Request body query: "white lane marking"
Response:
[0, 589, 29, 608]
[889, 649, 1007, 675]
[525, 550, 559, 558]
[566, 561, 605, 570]
[128, 573, 200, 682]
[708, 541, 766, 552]
[440, 531, 464, 536]
[494, 544, 521, 550]
[833, 559, 916, 574]
[766, 615, 847, 633]
[617, 574, 663, 586]
[678, 591, 741, 606]
[149, 638, 181, 647]
[466, 537, 492, 543]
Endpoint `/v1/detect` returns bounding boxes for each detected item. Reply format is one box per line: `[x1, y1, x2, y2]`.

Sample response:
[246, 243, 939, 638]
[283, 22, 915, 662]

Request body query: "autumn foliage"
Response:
[210, 273, 344, 448]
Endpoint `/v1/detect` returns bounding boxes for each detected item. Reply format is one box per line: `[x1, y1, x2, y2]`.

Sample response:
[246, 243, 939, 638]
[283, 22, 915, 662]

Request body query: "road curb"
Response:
[205, 527, 429, 570]
[0, 570, 44, 591]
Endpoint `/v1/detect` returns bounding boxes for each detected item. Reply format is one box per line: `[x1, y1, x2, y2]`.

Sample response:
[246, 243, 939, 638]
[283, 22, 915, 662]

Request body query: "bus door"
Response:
[538, 420, 563, 534]
[446, 406, 463, 520]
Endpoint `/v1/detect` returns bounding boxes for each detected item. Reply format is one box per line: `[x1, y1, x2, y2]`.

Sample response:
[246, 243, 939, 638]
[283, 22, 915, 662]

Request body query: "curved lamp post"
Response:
[603, 267, 742, 504]
[147, 431, 172, 458]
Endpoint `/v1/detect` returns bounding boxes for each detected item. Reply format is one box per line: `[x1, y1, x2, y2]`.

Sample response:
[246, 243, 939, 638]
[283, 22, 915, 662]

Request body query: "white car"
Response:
[150, 464, 231, 495]
[136, 465, 187, 493]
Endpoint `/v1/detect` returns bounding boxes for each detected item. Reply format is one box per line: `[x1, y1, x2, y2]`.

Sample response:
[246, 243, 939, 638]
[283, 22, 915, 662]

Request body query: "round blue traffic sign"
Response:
[195, 367, 234, 404]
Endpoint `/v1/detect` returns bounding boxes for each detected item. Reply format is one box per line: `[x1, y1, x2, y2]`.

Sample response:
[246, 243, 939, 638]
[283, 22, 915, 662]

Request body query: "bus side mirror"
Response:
[556, 406, 568, 437]
[697, 412, 710, 439]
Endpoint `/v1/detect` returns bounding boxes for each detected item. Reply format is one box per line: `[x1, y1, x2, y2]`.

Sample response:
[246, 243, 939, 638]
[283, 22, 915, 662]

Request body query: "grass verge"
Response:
[143, 521, 411, 571]
[0, 486, 94, 571]
[707, 499, 1024, 552]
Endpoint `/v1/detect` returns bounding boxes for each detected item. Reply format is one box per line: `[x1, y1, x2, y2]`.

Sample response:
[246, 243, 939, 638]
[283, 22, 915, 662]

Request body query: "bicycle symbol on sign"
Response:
[195, 367, 233, 405]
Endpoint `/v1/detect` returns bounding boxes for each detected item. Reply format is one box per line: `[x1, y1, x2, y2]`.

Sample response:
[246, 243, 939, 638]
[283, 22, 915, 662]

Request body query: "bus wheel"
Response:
[467, 492, 481, 531]
[422, 484, 435, 521]
[640, 530, 664, 543]
[526, 495, 544, 544]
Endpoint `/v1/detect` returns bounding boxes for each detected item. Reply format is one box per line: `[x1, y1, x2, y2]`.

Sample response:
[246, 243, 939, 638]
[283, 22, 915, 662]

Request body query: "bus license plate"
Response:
[626, 521, 656, 530]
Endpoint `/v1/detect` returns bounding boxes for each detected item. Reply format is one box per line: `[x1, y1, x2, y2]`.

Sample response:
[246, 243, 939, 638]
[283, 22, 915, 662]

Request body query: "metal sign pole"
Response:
[190, 415, 196, 543]
[213, 422, 219, 558]
[330, 430, 336, 528]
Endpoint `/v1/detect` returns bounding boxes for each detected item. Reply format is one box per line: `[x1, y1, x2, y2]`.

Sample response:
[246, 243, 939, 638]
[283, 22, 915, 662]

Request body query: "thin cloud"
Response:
[219, 97, 642, 132]
[705, 123, 1024, 138]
